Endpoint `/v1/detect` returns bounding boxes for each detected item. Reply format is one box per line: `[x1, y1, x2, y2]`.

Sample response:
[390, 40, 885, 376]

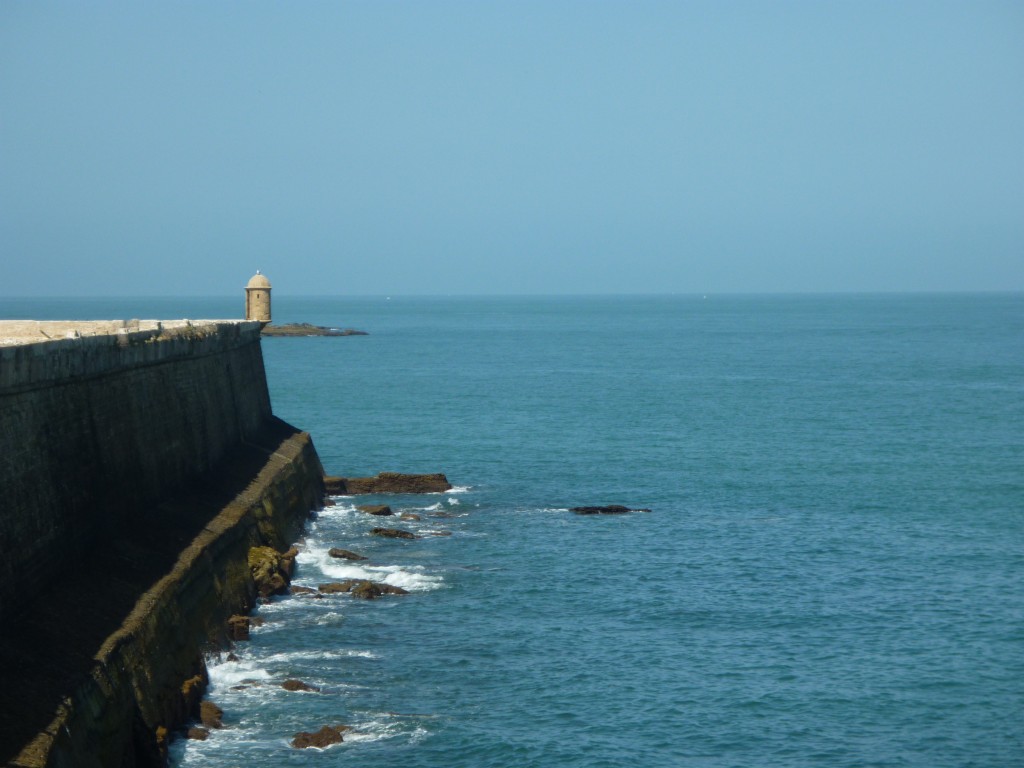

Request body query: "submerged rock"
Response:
[571, 505, 651, 515]
[291, 724, 349, 749]
[327, 548, 367, 561]
[323, 472, 452, 495]
[370, 527, 417, 540]
[290, 585, 317, 595]
[186, 727, 209, 741]
[400, 512, 421, 521]
[357, 504, 394, 516]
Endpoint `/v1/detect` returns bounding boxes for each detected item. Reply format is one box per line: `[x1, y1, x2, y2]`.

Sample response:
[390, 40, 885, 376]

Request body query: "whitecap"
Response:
[315, 611, 346, 625]
[262, 649, 378, 663]
[207, 658, 271, 689]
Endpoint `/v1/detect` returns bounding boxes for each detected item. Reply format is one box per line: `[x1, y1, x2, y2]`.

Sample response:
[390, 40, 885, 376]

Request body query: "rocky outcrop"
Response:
[261, 323, 367, 337]
[227, 615, 251, 641]
[357, 504, 393, 516]
[370, 527, 417, 540]
[291, 725, 349, 749]
[248, 545, 297, 598]
[199, 701, 224, 730]
[571, 505, 652, 515]
[323, 472, 452, 495]
[327, 548, 366, 561]
[318, 580, 409, 598]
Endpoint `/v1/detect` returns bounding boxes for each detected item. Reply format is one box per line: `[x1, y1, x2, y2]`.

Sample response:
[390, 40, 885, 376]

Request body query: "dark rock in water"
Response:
[282, 679, 320, 692]
[318, 580, 409, 598]
[322, 476, 346, 494]
[262, 323, 367, 337]
[227, 615, 250, 641]
[371, 527, 417, 539]
[186, 727, 209, 741]
[290, 585, 317, 595]
[429, 530, 453, 537]
[291, 724, 349, 749]
[352, 580, 409, 599]
[328, 548, 367, 561]
[225, 653, 240, 662]
[323, 472, 452, 495]
[200, 701, 224, 729]
[318, 581, 355, 594]
[400, 512, 421, 521]
[571, 505, 651, 515]
[357, 504, 394, 516]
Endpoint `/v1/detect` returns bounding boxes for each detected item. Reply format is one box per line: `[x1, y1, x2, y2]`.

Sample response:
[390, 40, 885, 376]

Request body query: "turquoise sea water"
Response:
[4, 294, 1022, 766]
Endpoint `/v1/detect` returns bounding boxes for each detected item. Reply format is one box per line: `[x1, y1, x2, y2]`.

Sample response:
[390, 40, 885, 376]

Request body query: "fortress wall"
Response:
[0, 320, 326, 766]
[0, 321, 271, 624]
[11, 428, 324, 768]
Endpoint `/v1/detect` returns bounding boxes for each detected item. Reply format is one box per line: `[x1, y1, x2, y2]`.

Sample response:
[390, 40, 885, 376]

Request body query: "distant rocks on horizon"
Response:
[261, 322, 367, 337]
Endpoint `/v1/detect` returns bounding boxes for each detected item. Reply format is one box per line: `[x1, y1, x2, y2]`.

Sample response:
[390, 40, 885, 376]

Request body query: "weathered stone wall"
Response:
[0, 321, 271, 623]
[0, 321, 326, 766]
[8, 426, 323, 768]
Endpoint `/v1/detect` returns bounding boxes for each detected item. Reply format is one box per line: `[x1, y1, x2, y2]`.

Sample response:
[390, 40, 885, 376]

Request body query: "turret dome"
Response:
[247, 271, 272, 289]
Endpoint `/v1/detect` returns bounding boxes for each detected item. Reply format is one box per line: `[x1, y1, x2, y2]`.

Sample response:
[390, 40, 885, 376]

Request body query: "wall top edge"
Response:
[0, 320, 265, 394]
[0, 320, 258, 348]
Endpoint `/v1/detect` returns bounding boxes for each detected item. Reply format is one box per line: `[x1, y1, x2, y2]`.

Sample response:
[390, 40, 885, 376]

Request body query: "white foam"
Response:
[315, 611, 346, 625]
[315, 502, 359, 520]
[447, 485, 472, 494]
[446, 497, 461, 506]
[207, 658, 271, 689]
[301, 543, 444, 592]
[263, 649, 378, 663]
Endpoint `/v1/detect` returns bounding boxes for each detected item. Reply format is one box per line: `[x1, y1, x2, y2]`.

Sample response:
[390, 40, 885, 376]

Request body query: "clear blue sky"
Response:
[2, 1, 1022, 296]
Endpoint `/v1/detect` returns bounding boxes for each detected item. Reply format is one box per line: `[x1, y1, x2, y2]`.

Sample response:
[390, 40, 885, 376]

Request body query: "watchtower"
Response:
[245, 271, 272, 325]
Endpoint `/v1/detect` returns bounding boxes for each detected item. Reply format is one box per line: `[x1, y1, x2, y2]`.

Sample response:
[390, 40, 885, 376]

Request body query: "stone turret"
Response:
[245, 271, 272, 325]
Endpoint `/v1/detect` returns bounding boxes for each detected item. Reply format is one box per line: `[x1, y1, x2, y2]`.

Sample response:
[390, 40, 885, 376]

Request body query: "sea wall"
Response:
[0, 321, 271, 623]
[0, 321, 325, 767]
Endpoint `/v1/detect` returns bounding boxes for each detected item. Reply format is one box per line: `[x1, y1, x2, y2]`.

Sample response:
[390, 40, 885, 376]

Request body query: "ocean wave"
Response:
[300, 544, 445, 591]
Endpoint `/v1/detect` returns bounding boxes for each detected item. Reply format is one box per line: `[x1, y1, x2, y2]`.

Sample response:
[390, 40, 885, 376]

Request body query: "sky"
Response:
[1, 1, 1022, 296]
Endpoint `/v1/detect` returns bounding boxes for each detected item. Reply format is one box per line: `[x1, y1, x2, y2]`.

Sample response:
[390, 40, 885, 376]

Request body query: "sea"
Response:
[3, 294, 1022, 767]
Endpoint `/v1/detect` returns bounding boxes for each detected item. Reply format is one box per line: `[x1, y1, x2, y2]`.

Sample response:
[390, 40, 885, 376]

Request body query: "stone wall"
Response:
[7, 425, 323, 768]
[0, 321, 326, 766]
[0, 321, 271, 623]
